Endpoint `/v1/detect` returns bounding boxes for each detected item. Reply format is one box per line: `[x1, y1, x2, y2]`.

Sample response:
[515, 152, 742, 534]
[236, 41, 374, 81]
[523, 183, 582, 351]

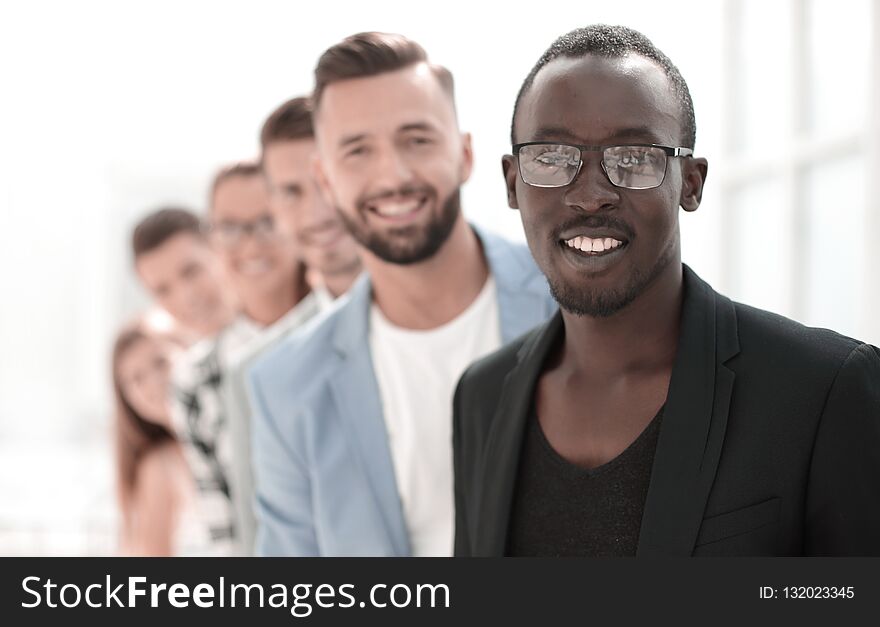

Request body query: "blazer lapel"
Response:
[475, 224, 557, 342]
[636, 266, 740, 556]
[496, 279, 557, 343]
[473, 313, 564, 556]
[327, 277, 411, 556]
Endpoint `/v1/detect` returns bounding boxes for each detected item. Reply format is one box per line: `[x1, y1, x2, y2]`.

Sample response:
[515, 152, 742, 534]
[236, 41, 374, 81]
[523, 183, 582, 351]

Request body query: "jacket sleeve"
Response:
[452, 373, 472, 557]
[248, 370, 321, 557]
[805, 343, 880, 556]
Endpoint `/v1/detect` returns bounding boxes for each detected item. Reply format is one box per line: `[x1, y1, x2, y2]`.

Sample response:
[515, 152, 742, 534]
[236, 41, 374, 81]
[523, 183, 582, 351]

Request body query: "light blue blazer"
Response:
[248, 227, 557, 556]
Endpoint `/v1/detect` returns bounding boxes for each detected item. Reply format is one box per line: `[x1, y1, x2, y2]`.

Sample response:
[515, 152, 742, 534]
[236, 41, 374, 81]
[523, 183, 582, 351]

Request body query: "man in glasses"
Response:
[171, 162, 314, 554]
[247, 32, 557, 556]
[453, 25, 880, 556]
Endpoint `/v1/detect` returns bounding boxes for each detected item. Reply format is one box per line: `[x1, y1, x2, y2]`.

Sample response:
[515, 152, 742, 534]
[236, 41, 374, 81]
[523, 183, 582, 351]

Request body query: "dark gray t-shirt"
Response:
[506, 406, 664, 557]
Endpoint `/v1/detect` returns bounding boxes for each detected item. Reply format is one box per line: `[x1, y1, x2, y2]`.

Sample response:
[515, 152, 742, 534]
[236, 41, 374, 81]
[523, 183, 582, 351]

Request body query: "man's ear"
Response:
[680, 157, 708, 212]
[311, 155, 334, 206]
[501, 155, 519, 210]
[459, 132, 474, 184]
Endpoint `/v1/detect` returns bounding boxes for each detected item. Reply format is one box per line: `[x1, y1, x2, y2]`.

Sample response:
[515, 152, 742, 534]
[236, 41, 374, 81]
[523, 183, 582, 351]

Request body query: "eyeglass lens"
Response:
[214, 215, 276, 246]
[518, 144, 669, 189]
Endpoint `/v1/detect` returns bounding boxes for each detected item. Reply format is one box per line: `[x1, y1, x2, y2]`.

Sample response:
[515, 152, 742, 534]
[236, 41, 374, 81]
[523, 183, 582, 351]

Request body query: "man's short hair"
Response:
[512, 25, 697, 148]
[209, 161, 263, 209]
[260, 96, 314, 151]
[132, 207, 203, 260]
[312, 32, 455, 111]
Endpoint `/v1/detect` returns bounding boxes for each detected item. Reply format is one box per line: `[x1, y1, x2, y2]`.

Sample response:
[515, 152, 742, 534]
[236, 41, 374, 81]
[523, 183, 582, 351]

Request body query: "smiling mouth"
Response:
[561, 236, 628, 256]
[365, 193, 430, 220]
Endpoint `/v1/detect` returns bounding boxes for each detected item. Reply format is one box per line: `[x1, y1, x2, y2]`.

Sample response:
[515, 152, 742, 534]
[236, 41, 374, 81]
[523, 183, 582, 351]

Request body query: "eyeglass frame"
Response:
[204, 214, 278, 248]
[511, 142, 694, 190]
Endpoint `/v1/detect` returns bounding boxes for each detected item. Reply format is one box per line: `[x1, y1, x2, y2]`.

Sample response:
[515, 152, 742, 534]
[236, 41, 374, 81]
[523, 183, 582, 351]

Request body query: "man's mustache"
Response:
[357, 184, 436, 208]
[552, 215, 635, 241]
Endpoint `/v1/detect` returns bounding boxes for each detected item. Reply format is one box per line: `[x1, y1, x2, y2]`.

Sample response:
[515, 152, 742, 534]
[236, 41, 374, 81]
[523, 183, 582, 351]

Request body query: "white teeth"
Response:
[371, 196, 424, 217]
[563, 236, 624, 253]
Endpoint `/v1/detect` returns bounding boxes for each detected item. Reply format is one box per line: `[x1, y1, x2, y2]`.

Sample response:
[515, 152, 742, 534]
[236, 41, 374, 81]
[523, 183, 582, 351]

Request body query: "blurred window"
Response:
[719, 0, 877, 342]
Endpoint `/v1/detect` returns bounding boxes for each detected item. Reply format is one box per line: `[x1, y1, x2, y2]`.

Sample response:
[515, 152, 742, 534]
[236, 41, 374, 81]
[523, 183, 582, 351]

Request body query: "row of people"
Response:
[114, 95, 361, 554]
[115, 25, 880, 557]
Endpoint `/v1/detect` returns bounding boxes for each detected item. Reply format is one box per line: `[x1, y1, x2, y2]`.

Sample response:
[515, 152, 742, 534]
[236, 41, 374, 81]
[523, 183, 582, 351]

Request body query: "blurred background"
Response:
[0, 0, 877, 554]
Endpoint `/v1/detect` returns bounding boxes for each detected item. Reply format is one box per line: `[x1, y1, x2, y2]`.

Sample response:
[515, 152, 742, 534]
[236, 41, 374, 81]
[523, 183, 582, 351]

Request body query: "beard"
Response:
[336, 184, 461, 265]
[547, 226, 677, 318]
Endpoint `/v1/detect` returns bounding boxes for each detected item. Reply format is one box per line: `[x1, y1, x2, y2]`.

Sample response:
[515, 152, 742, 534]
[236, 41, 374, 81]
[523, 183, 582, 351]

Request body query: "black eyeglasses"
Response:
[513, 142, 693, 190]
[208, 214, 277, 248]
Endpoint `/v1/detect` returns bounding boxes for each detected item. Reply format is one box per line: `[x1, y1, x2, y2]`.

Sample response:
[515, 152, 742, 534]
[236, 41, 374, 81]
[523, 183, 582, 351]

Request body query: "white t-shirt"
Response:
[369, 274, 502, 557]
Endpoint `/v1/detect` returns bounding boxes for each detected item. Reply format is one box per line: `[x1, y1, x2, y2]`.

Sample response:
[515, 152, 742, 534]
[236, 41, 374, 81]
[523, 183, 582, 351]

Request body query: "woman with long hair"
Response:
[112, 313, 203, 555]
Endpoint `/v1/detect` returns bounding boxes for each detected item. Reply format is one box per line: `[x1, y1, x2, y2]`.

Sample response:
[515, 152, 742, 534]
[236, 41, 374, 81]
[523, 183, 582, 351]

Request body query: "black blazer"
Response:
[453, 266, 880, 556]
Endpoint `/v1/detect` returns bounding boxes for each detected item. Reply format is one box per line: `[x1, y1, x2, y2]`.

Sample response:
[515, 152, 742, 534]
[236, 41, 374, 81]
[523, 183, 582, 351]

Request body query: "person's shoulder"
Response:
[732, 300, 867, 370]
[453, 323, 547, 457]
[249, 294, 356, 396]
[457, 324, 540, 402]
[467, 330, 531, 380]
[227, 296, 323, 378]
[475, 225, 555, 316]
[171, 334, 220, 389]
[225, 333, 273, 381]
[136, 442, 181, 499]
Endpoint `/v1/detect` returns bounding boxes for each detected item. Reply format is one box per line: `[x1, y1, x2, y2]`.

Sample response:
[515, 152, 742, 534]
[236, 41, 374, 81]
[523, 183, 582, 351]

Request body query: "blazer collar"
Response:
[471, 224, 555, 342]
[473, 311, 564, 556]
[476, 224, 535, 292]
[331, 225, 553, 350]
[326, 275, 411, 556]
[473, 264, 741, 556]
[636, 265, 739, 555]
[330, 273, 372, 358]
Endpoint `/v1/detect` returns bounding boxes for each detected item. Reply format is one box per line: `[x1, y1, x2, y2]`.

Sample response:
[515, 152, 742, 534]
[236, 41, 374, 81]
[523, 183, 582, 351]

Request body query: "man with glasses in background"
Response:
[172, 162, 314, 554]
[453, 25, 880, 556]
